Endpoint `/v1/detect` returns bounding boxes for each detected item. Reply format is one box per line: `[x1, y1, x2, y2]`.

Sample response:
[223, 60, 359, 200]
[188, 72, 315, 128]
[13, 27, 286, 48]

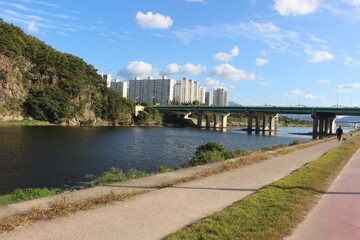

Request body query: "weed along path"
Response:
[0, 138, 350, 240]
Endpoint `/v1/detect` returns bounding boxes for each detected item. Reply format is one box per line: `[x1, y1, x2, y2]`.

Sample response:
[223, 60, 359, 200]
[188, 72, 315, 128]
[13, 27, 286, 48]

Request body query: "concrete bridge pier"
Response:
[254, 115, 261, 132]
[213, 113, 230, 128]
[197, 112, 211, 128]
[246, 113, 278, 132]
[247, 113, 253, 131]
[197, 112, 230, 129]
[311, 113, 336, 135]
[262, 114, 278, 132]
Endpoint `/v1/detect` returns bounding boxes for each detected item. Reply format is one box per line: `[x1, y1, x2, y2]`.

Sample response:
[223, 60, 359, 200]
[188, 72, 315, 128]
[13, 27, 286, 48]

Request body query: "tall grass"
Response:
[0, 188, 56, 206]
[90, 168, 148, 186]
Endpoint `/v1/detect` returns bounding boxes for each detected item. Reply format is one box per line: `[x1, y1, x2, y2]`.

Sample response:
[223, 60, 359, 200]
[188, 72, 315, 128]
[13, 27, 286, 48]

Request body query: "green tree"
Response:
[23, 86, 73, 124]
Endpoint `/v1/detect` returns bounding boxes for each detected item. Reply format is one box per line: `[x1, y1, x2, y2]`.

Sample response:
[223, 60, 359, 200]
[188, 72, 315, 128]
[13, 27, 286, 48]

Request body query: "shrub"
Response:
[194, 142, 226, 155]
[184, 142, 246, 167]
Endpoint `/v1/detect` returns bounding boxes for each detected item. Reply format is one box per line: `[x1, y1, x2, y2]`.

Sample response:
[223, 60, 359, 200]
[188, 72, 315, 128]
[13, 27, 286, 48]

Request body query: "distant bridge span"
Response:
[155, 106, 360, 134]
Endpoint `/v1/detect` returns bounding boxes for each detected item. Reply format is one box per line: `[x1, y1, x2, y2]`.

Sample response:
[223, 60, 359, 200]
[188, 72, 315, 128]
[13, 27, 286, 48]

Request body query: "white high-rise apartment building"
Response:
[110, 79, 128, 98]
[103, 74, 111, 88]
[213, 88, 228, 106]
[128, 76, 175, 105]
[173, 78, 205, 104]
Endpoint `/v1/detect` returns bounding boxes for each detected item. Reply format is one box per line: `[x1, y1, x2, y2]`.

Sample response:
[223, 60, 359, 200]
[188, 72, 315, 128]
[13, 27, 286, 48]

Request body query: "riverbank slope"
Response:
[0, 135, 353, 239]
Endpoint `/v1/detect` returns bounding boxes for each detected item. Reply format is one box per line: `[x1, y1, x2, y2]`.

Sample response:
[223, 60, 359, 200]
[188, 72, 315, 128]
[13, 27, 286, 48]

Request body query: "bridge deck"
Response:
[155, 106, 360, 116]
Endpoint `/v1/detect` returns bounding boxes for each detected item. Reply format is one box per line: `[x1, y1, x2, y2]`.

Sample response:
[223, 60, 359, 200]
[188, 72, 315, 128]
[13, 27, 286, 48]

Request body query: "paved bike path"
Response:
[287, 148, 360, 240]
[0, 139, 344, 240]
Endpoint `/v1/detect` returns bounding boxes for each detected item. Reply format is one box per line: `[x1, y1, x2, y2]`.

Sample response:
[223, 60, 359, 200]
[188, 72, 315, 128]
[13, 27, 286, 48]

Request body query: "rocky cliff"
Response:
[0, 19, 133, 124]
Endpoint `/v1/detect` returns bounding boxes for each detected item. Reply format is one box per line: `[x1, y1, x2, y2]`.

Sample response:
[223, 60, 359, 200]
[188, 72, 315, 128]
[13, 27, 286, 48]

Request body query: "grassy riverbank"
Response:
[0, 119, 50, 125]
[0, 188, 56, 206]
[167, 134, 360, 240]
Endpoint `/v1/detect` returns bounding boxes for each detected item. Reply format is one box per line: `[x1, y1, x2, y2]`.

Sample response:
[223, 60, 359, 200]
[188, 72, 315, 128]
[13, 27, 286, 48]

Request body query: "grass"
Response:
[90, 168, 148, 186]
[166, 135, 360, 240]
[0, 188, 56, 206]
[0, 119, 48, 125]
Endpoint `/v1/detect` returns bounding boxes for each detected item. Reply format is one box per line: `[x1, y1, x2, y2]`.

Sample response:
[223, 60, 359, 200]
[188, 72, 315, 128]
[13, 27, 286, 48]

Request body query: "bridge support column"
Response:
[255, 116, 261, 132]
[197, 113, 203, 128]
[213, 113, 230, 128]
[262, 114, 277, 131]
[329, 118, 336, 134]
[222, 113, 230, 128]
[205, 115, 211, 129]
[312, 113, 319, 134]
[214, 115, 221, 128]
[263, 115, 270, 131]
[270, 114, 278, 131]
[319, 119, 325, 134]
[247, 114, 253, 131]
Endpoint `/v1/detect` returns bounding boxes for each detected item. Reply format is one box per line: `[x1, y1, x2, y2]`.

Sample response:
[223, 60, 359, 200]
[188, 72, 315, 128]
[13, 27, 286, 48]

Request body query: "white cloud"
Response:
[304, 94, 325, 100]
[136, 11, 173, 29]
[343, 55, 360, 66]
[308, 51, 335, 63]
[56, 31, 68, 35]
[255, 58, 269, 66]
[342, 0, 360, 5]
[258, 81, 271, 87]
[213, 46, 239, 61]
[161, 63, 206, 76]
[285, 89, 325, 100]
[117, 61, 159, 80]
[27, 20, 38, 33]
[336, 83, 360, 93]
[210, 64, 256, 81]
[318, 79, 331, 83]
[307, 33, 327, 43]
[274, 0, 322, 16]
[284, 89, 304, 97]
[173, 21, 301, 53]
[203, 78, 227, 91]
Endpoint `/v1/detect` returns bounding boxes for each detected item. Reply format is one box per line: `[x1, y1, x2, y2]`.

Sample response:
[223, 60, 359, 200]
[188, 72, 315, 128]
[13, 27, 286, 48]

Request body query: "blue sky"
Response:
[1, 0, 360, 106]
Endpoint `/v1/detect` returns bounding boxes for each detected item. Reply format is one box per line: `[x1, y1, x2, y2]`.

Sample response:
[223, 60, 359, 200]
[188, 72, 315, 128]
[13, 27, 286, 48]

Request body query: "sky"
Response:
[1, 0, 360, 106]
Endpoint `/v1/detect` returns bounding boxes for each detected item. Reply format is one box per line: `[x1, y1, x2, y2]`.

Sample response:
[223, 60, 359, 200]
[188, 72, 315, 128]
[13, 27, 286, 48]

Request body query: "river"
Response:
[0, 126, 324, 195]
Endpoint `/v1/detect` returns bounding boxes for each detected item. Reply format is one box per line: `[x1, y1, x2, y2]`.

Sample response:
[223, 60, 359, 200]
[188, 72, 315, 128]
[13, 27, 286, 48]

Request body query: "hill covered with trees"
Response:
[0, 19, 156, 125]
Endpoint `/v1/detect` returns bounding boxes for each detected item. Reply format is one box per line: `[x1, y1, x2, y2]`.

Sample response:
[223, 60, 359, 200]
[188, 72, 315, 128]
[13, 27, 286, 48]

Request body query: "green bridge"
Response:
[155, 106, 360, 134]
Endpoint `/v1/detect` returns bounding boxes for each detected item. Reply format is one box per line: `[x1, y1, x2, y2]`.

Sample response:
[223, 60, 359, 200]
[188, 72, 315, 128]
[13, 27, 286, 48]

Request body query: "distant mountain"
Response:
[279, 114, 312, 121]
[336, 116, 360, 122]
[228, 101, 241, 106]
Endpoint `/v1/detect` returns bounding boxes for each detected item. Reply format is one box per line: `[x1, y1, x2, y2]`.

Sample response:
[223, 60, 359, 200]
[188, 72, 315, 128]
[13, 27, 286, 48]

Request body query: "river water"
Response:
[0, 126, 318, 195]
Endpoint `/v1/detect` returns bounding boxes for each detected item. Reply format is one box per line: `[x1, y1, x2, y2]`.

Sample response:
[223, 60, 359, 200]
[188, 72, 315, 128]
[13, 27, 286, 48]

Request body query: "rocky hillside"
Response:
[0, 19, 134, 125]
